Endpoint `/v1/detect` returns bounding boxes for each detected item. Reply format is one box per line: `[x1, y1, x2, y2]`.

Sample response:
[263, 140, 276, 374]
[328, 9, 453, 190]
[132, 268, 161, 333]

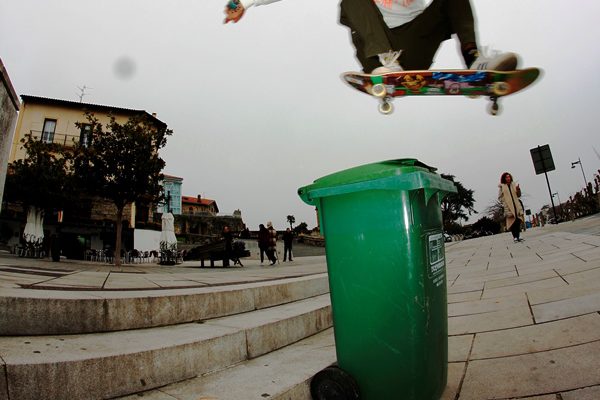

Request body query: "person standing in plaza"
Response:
[222, 225, 233, 266]
[498, 172, 524, 242]
[266, 221, 278, 265]
[258, 224, 269, 264]
[282, 228, 294, 262]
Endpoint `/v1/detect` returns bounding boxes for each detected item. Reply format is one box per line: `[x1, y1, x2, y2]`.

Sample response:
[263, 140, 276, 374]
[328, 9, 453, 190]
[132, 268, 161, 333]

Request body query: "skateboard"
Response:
[341, 68, 541, 115]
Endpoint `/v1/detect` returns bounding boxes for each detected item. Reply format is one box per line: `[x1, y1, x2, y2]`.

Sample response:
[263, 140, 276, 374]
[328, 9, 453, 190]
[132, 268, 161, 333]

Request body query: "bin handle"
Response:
[303, 171, 457, 202]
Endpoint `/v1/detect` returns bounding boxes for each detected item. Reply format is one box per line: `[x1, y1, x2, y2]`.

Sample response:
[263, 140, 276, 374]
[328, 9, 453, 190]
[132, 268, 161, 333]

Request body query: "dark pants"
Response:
[259, 246, 267, 262]
[339, 0, 477, 71]
[267, 247, 277, 264]
[283, 245, 293, 261]
[510, 218, 521, 240]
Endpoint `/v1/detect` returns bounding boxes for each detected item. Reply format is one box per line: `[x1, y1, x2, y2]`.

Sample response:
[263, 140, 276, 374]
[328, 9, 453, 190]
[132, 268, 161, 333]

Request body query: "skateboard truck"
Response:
[373, 78, 508, 116]
[370, 83, 394, 115]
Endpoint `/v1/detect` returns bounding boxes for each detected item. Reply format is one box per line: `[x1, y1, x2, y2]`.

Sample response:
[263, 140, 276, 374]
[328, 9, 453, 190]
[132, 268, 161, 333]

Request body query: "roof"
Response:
[20, 95, 166, 127]
[181, 196, 219, 213]
[163, 174, 184, 182]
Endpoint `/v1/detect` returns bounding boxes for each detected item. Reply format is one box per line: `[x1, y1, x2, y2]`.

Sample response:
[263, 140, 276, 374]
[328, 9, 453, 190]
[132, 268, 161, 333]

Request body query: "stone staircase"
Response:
[0, 273, 336, 400]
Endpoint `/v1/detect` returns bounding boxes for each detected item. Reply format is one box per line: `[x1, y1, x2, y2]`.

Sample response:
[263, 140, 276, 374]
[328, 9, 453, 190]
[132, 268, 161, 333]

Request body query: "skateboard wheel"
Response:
[371, 83, 387, 98]
[378, 101, 394, 115]
[491, 81, 510, 96]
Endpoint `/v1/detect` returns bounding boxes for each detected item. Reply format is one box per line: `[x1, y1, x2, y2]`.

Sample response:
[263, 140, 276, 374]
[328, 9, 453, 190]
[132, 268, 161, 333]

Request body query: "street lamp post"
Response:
[552, 192, 563, 220]
[571, 158, 588, 189]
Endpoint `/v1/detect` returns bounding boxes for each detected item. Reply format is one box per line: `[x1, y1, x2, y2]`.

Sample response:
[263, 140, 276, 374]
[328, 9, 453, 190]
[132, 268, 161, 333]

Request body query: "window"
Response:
[79, 124, 92, 147]
[42, 119, 56, 143]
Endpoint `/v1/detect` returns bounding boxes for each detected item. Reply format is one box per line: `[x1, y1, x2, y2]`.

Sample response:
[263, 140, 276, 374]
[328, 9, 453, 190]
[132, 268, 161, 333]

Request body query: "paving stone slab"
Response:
[448, 293, 528, 317]
[562, 265, 600, 283]
[484, 270, 559, 289]
[448, 305, 533, 335]
[29, 271, 108, 289]
[448, 335, 473, 362]
[482, 277, 566, 299]
[447, 282, 484, 295]
[452, 270, 518, 287]
[440, 362, 465, 400]
[103, 274, 160, 289]
[448, 291, 482, 304]
[471, 314, 600, 359]
[550, 259, 595, 275]
[561, 385, 600, 400]
[532, 292, 600, 323]
[528, 278, 600, 305]
[460, 341, 600, 399]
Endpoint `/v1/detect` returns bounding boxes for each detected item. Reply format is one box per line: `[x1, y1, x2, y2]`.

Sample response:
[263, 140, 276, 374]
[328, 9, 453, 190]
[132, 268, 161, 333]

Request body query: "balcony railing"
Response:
[30, 130, 86, 147]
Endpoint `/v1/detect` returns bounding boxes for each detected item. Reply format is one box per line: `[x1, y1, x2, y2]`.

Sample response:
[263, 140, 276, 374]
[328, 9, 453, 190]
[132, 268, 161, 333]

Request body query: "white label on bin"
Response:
[428, 233, 445, 287]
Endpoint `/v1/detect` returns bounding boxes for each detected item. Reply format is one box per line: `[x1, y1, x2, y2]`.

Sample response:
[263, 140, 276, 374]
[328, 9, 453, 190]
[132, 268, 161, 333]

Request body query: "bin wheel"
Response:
[310, 366, 360, 400]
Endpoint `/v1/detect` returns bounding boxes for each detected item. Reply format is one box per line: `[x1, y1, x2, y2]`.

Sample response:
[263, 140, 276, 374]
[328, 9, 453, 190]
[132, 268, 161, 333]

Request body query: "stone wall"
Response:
[0, 58, 19, 212]
[90, 199, 134, 225]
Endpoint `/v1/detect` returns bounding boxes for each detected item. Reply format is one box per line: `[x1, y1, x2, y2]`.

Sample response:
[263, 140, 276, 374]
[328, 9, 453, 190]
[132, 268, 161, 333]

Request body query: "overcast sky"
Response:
[1, 0, 599, 230]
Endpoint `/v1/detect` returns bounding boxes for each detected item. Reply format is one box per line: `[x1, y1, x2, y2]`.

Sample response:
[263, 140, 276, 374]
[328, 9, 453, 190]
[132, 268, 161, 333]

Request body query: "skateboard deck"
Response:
[342, 68, 541, 115]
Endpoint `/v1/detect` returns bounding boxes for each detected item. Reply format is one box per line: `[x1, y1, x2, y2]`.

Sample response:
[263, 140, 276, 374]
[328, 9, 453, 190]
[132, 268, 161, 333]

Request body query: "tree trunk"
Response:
[114, 206, 124, 266]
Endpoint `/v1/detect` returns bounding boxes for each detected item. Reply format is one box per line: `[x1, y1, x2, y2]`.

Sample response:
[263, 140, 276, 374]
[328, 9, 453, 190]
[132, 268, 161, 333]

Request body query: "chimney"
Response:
[197, 194, 201, 202]
[151, 112, 157, 118]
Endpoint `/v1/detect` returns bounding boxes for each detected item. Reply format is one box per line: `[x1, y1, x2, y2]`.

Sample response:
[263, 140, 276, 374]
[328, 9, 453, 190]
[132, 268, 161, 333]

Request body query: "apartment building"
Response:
[2, 95, 166, 258]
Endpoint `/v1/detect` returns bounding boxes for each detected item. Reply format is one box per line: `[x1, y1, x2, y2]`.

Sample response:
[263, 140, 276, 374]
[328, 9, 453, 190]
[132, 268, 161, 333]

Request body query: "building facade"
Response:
[158, 175, 183, 215]
[2, 95, 166, 258]
[0, 58, 19, 213]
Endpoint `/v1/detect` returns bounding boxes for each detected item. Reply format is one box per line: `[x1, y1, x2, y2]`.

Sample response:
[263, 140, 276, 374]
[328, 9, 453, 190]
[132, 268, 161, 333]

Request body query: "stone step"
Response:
[0, 273, 329, 335]
[117, 328, 338, 400]
[0, 294, 332, 400]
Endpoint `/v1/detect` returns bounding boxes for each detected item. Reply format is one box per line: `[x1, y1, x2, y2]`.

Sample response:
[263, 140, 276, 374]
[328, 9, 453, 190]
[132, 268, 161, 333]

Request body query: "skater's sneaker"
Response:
[470, 49, 519, 71]
[371, 50, 403, 74]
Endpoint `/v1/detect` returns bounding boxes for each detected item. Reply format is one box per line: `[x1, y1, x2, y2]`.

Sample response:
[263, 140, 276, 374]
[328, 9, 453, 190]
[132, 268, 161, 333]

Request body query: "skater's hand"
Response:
[224, 0, 245, 24]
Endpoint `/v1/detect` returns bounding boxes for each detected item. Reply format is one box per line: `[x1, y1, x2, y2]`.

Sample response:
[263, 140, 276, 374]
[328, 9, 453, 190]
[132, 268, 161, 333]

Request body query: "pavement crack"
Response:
[553, 269, 569, 285]
[101, 272, 110, 289]
[526, 292, 537, 324]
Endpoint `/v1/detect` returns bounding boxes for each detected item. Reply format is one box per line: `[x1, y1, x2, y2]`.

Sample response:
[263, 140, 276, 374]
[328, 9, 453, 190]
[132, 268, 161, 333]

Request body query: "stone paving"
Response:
[442, 214, 600, 400]
[0, 214, 599, 399]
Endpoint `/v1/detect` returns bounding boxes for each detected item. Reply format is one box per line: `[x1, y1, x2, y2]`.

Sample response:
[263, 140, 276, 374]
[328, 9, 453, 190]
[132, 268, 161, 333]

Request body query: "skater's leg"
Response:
[387, 0, 476, 69]
[339, 0, 396, 72]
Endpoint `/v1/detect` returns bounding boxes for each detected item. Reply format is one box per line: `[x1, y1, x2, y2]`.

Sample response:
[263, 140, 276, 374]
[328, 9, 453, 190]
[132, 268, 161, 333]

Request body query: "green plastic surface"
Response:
[297, 159, 457, 400]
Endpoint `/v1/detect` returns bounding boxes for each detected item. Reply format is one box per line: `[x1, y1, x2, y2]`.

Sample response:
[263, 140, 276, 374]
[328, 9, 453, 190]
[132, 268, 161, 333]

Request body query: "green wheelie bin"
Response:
[298, 159, 457, 400]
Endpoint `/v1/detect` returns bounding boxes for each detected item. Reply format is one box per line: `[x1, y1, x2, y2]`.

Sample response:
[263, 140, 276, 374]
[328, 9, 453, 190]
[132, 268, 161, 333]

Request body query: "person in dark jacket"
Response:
[258, 224, 269, 264]
[282, 228, 294, 262]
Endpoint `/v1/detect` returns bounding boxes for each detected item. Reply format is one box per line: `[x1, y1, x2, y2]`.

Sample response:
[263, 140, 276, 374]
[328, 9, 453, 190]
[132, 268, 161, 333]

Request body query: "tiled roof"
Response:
[182, 196, 216, 206]
[20, 95, 165, 126]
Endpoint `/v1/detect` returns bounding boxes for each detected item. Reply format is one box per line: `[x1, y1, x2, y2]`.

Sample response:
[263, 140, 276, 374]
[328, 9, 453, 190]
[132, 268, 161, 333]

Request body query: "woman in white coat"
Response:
[498, 172, 524, 242]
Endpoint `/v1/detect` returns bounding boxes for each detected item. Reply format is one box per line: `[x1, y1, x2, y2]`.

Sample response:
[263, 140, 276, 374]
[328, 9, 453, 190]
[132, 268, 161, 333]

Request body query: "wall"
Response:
[134, 228, 162, 252]
[0, 58, 19, 212]
[9, 102, 135, 163]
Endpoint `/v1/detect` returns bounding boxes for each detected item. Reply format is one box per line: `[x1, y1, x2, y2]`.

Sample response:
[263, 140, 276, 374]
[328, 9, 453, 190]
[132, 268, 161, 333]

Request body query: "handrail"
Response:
[29, 130, 84, 147]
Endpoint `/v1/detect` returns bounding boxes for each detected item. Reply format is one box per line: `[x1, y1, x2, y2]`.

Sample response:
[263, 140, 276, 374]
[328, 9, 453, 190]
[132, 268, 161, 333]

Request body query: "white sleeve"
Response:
[239, 0, 283, 9]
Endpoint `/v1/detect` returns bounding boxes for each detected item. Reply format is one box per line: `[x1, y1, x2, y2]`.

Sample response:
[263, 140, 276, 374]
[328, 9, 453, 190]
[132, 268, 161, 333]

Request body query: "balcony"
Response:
[30, 130, 86, 147]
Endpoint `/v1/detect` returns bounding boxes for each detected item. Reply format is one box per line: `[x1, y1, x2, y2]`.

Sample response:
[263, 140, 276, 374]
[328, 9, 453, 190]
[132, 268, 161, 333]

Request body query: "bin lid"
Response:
[298, 158, 457, 206]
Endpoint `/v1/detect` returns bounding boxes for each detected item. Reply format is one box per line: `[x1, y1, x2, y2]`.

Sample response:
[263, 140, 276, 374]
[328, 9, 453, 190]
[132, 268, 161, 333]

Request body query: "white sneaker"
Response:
[371, 50, 403, 74]
[470, 48, 519, 71]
